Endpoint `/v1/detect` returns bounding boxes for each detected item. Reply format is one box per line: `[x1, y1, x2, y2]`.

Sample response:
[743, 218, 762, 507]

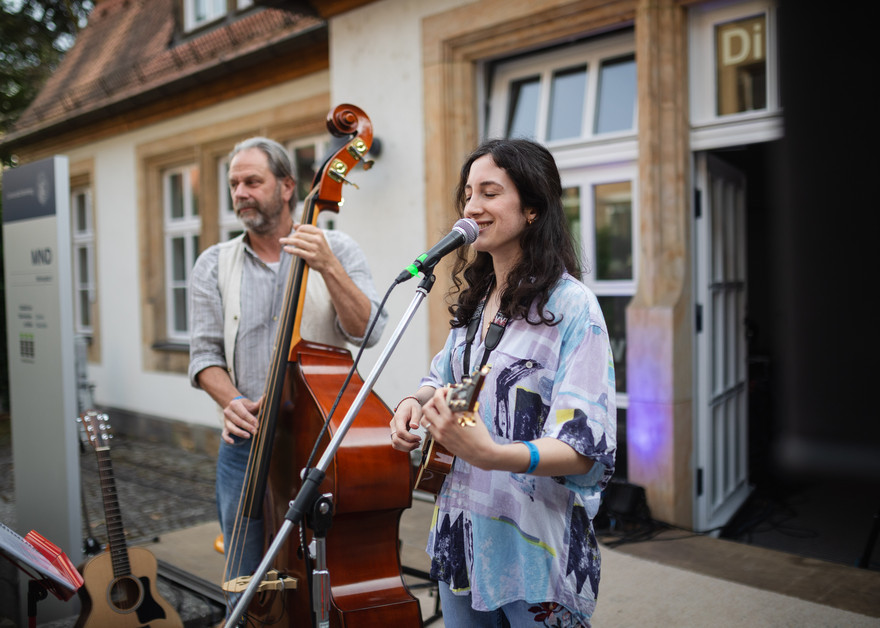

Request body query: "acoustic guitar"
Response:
[75, 410, 183, 628]
[413, 365, 490, 494]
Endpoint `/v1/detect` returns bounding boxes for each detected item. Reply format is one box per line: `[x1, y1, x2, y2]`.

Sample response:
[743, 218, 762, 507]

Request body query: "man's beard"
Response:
[235, 185, 286, 235]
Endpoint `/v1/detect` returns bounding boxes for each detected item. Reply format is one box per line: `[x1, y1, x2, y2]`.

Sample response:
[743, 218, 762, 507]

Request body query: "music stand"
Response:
[0, 522, 83, 627]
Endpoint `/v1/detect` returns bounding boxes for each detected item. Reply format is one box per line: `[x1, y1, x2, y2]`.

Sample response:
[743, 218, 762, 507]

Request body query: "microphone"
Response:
[396, 218, 479, 283]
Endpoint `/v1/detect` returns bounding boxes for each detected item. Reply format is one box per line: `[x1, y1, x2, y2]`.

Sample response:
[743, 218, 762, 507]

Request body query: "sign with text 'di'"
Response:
[2, 156, 83, 621]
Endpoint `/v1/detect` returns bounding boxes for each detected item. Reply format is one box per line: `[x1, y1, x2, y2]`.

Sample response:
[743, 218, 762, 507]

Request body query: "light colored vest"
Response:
[216, 233, 344, 385]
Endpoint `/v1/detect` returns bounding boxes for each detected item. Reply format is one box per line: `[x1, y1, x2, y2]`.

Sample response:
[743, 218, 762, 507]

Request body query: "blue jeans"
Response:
[438, 582, 590, 628]
[216, 436, 266, 591]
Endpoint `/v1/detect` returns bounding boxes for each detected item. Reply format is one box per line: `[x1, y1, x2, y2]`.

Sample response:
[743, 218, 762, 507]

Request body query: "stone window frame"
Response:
[421, 0, 638, 352]
[137, 94, 330, 374]
[70, 158, 101, 365]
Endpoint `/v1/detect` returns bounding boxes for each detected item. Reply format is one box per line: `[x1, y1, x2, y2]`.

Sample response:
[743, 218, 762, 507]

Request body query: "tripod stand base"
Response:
[402, 566, 442, 626]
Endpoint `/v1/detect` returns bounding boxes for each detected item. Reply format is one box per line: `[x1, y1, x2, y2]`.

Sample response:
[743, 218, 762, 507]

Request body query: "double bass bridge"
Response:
[222, 570, 298, 594]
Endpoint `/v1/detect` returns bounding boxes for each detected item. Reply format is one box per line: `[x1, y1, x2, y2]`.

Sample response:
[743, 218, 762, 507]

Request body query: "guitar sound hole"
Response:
[108, 575, 144, 612]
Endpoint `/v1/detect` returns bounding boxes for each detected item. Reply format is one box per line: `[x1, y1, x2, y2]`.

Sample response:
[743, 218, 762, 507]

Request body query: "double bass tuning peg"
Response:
[346, 137, 378, 171]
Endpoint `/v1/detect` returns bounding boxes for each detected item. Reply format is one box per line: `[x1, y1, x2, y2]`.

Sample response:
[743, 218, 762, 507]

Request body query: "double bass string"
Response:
[300, 278, 396, 471]
[222, 107, 421, 626]
[224, 181, 317, 595]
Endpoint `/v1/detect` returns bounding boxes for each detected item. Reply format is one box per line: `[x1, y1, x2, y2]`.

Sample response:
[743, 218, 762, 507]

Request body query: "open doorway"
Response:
[711, 141, 879, 569]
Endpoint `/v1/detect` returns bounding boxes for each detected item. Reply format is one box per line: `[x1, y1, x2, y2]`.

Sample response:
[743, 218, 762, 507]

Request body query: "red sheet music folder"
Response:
[0, 522, 83, 601]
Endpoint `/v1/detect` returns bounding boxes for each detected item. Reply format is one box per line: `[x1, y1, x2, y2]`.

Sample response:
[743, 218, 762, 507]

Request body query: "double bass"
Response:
[224, 104, 422, 626]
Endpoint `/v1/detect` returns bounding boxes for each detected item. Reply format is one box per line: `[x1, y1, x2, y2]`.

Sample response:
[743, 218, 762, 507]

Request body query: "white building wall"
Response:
[327, 0, 473, 406]
[64, 0, 477, 430]
[67, 72, 333, 428]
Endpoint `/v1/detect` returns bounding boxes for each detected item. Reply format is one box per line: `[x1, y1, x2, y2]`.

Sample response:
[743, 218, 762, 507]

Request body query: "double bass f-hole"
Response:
[224, 104, 422, 627]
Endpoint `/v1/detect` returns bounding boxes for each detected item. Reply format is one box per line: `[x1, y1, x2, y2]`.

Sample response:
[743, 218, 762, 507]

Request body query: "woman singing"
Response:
[390, 138, 617, 627]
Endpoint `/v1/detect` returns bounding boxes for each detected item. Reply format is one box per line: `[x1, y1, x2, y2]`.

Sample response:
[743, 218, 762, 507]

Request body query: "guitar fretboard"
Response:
[95, 447, 131, 578]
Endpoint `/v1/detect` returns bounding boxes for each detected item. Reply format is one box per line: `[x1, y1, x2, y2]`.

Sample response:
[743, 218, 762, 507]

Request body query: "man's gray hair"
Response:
[229, 137, 296, 210]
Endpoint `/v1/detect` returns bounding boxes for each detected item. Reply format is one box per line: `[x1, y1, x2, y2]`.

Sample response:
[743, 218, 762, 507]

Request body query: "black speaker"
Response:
[595, 480, 650, 532]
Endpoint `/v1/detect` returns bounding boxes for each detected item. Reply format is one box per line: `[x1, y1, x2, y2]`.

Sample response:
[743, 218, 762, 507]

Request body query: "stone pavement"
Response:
[0, 416, 442, 627]
[0, 418, 218, 546]
[3, 416, 879, 627]
[0, 417, 224, 627]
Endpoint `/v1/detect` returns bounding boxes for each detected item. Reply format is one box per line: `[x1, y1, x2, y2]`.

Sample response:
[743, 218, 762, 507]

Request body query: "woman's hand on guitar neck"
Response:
[421, 386, 499, 470]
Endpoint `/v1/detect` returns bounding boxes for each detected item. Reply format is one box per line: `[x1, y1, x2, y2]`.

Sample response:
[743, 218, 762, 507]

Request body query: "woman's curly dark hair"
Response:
[448, 138, 581, 328]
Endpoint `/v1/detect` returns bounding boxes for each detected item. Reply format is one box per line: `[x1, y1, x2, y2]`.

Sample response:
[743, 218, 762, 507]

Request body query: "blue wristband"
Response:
[232, 395, 245, 401]
[519, 440, 540, 474]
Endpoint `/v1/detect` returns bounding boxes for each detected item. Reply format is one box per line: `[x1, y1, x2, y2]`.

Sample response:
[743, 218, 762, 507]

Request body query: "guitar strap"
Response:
[463, 294, 509, 375]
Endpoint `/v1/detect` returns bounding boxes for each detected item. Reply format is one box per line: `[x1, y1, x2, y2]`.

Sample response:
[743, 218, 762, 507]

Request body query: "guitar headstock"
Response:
[446, 365, 491, 417]
[77, 410, 113, 450]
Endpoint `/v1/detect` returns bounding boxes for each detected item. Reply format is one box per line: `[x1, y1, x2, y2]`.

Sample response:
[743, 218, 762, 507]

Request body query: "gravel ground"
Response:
[0, 414, 218, 545]
[0, 414, 224, 627]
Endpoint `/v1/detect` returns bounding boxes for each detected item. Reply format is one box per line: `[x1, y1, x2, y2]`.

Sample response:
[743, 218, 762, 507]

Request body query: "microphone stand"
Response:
[224, 271, 436, 628]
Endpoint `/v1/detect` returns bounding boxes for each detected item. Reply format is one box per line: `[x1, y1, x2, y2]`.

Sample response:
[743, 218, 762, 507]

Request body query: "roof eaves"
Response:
[1, 9, 326, 153]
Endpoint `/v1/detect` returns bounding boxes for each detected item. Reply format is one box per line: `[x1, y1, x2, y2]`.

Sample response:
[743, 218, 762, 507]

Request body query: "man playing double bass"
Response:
[187, 136, 388, 613]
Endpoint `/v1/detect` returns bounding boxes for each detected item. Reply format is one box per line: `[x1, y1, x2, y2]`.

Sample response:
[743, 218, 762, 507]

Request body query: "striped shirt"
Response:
[188, 230, 387, 401]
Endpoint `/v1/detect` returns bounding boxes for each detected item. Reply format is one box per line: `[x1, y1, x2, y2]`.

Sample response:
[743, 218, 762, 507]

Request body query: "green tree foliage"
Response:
[1, 1, 94, 146]
[1, 2, 92, 410]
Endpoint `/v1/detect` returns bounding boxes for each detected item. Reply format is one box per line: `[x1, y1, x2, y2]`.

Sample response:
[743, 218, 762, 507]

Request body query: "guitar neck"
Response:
[95, 447, 131, 577]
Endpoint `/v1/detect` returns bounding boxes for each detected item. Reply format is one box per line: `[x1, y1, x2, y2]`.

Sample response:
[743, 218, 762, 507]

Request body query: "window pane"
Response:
[173, 288, 188, 333]
[547, 65, 587, 141]
[595, 55, 636, 134]
[294, 145, 317, 202]
[598, 295, 629, 393]
[189, 167, 200, 217]
[593, 181, 633, 280]
[562, 186, 581, 254]
[194, 0, 224, 21]
[171, 237, 186, 281]
[74, 193, 88, 232]
[77, 246, 89, 283]
[169, 172, 184, 219]
[506, 76, 540, 139]
[78, 290, 91, 327]
[715, 14, 767, 115]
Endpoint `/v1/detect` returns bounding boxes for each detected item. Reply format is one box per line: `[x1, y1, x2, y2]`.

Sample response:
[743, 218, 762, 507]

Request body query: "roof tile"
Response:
[9, 0, 322, 139]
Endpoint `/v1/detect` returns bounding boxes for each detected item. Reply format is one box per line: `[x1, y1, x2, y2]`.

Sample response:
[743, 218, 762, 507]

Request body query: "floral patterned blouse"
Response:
[420, 273, 617, 620]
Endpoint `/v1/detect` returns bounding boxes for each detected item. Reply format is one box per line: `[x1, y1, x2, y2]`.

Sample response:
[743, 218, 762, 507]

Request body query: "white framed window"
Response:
[71, 186, 95, 335]
[487, 32, 638, 399]
[560, 163, 637, 398]
[163, 165, 201, 341]
[217, 135, 332, 240]
[689, 0, 782, 148]
[183, 0, 255, 32]
[183, 0, 226, 31]
[217, 157, 243, 242]
[286, 135, 332, 228]
[487, 32, 637, 154]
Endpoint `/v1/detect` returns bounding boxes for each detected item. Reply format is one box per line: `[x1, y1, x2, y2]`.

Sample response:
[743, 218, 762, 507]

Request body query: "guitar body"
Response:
[413, 366, 491, 496]
[75, 547, 182, 628]
[414, 436, 455, 495]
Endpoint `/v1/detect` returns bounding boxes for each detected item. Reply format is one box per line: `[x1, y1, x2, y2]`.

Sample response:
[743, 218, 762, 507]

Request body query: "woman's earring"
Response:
[527, 216, 536, 225]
